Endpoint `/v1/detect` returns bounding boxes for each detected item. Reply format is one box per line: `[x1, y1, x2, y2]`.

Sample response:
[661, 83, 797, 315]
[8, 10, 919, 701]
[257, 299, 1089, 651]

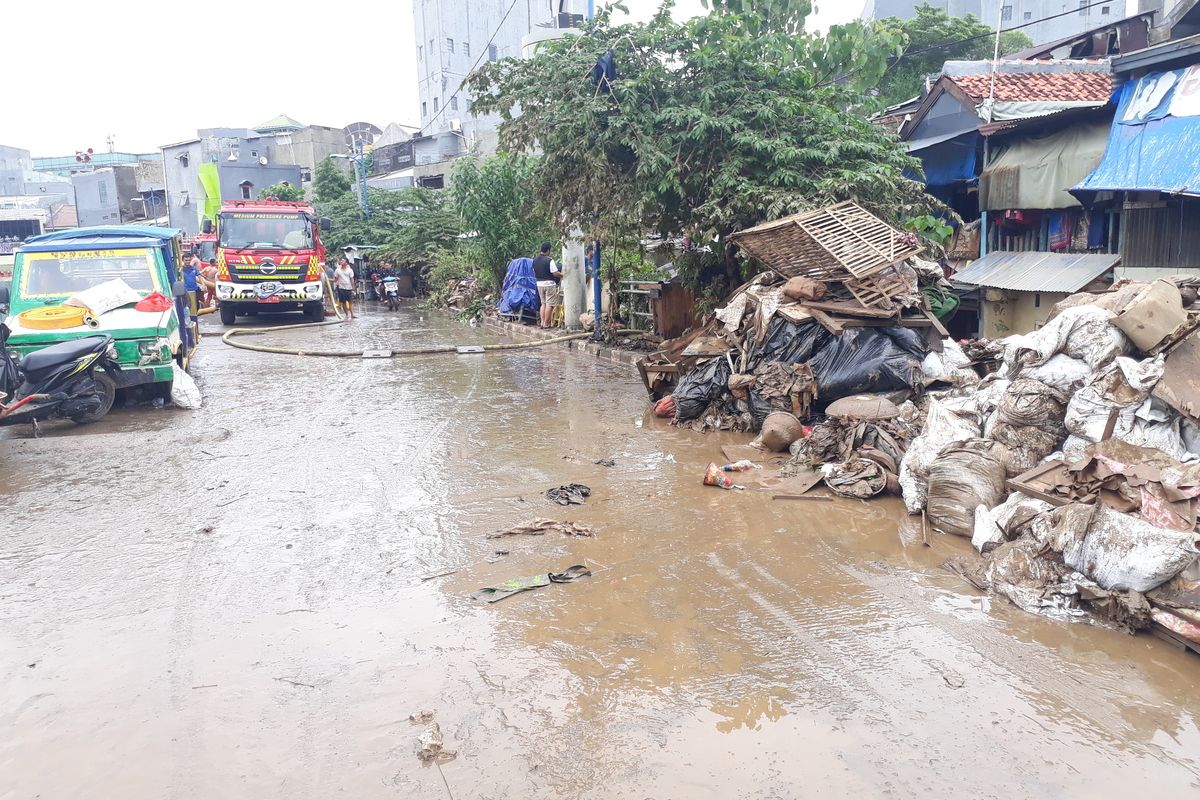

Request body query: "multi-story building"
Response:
[410, 0, 588, 186]
[863, 0, 1134, 46]
[32, 151, 160, 178]
[0, 144, 75, 201]
[160, 117, 348, 236]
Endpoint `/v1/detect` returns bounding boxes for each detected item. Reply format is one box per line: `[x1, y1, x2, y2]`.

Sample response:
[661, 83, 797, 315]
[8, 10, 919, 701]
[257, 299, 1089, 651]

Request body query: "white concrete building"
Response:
[863, 0, 1134, 46]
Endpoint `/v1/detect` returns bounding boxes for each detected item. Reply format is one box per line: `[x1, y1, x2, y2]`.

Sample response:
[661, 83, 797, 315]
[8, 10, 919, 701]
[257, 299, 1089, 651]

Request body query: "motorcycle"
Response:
[381, 276, 401, 311]
[0, 322, 121, 435]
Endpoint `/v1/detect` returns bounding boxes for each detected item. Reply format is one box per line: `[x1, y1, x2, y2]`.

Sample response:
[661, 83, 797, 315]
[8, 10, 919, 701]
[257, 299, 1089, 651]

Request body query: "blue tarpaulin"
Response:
[1075, 66, 1200, 196]
[908, 133, 978, 186]
[497, 257, 540, 319]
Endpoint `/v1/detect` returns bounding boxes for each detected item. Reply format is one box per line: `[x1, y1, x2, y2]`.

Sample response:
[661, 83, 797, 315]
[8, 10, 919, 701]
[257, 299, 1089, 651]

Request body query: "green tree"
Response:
[313, 156, 351, 203]
[258, 182, 303, 202]
[468, 1, 927, 294]
[876, 3, 1033, 107]
[451, 154, 555, 287]
[317, 186, 460, 272]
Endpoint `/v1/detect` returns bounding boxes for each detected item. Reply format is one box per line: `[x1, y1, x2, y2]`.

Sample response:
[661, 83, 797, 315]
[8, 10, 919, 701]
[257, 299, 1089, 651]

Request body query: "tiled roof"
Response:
[952, 70, 1113, 103]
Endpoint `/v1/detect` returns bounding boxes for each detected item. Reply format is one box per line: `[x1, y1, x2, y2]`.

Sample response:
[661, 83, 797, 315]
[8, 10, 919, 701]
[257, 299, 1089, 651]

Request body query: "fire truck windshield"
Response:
[218, 213, 312, 250]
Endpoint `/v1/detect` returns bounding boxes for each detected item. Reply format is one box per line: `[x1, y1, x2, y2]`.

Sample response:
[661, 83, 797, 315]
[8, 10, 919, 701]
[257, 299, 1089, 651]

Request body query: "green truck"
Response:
[0, 226, 198, 396]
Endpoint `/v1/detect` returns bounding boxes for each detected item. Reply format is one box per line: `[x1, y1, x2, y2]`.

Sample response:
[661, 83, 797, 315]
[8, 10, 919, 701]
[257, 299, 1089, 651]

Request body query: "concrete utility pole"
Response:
[561, 229, 586, 331]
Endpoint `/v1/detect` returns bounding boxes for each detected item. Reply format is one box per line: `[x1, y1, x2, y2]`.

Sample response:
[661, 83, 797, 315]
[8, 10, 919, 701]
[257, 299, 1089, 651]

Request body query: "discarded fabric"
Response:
[489, 518, 596, 538]
[545, 483, 591, 506]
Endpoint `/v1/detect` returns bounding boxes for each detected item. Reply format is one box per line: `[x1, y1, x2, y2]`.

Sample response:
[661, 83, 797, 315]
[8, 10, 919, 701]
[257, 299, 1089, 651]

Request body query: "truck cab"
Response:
[212, 200, 330, 325]
[1, 226, 197, 394]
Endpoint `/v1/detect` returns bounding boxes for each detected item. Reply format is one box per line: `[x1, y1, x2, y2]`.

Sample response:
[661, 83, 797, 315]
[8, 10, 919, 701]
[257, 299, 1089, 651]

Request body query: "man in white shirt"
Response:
[333, 258, 356, 320]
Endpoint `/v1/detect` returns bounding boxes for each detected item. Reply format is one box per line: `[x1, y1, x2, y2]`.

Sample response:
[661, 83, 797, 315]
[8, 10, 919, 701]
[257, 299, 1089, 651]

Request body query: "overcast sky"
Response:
[1, 0, 862, 158]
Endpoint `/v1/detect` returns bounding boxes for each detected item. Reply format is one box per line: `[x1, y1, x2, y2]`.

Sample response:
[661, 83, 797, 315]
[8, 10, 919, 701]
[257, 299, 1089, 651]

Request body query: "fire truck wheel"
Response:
[219, 304, 237, 326]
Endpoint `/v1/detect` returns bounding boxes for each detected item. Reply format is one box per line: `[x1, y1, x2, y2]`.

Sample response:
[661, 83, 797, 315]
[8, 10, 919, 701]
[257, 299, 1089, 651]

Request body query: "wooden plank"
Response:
[799, 300, 899, 319]
[1152, 331, 1200, 422]
[807, 307, 845, 335]
[922, 307, 951, 338]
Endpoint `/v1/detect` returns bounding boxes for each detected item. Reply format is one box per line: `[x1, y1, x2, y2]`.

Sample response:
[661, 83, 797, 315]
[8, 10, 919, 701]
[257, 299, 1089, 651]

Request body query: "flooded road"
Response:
[3, 304, 1199, 799]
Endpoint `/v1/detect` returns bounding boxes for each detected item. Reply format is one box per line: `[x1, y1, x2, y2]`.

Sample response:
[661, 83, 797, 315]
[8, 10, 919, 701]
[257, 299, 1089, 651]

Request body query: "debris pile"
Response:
[640, 202, 960, 436]
[903, 277, 1200, 649]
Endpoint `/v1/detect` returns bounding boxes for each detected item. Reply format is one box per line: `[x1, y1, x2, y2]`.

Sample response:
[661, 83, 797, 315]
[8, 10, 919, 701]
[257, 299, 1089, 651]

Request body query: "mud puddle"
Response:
[2, 303, 1198, 798]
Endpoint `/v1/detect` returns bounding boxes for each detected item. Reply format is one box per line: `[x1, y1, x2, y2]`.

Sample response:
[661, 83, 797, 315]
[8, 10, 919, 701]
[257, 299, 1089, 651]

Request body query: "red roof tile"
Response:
[952, 71, 1113, 103]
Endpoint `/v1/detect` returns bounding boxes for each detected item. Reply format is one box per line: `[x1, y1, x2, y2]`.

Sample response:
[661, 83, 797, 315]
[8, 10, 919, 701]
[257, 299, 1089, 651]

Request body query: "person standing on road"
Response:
[533, 242, 561, 328]
[333, 257, 356, 320]
[198, 258, 218, 309]
[184, 252, 202, 316]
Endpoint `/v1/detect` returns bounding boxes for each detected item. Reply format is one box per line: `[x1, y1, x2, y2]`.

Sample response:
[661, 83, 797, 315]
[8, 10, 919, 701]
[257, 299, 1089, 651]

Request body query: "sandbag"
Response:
[170, 364, 202, 410]
[781, 276, 827, 302]
[973, 492, 1053, 553]
[926, 439, 1009, 536]
[985, 378, 1068, 475]
[1053, 505, 1200, 593]
[899, 398, 981, 514]
[673, 358, 732, 423]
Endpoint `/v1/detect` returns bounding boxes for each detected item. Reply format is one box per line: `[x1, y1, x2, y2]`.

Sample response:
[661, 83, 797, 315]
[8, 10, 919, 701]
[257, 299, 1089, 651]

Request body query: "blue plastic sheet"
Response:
[1075, 68, 1200, 196]
[497, 257, 540, 319]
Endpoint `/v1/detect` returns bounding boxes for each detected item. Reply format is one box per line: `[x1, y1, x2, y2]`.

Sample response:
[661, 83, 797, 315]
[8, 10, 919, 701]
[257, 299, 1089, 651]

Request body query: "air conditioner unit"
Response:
[449, 119, 463, 133]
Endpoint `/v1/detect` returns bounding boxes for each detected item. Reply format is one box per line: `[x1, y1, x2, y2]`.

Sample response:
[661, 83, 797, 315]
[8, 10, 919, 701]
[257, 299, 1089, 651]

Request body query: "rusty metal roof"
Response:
[954, 251, 1119, 293]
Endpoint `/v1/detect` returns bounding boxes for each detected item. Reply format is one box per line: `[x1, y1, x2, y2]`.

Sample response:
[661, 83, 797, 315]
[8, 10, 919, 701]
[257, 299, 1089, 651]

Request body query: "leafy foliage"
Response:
[451, 154, 555, 288]
[905, 214, 954, 249]
[258, 182, 303, 202]
[468, 0, 929, 297]
[316, 187, 460, 269]
[876, 3, 1033, 107]
[313, 156, 352, 203]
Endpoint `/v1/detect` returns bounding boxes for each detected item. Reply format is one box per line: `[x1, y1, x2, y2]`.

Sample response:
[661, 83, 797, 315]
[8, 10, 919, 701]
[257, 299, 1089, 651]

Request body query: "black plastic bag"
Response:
[673, 358, 732, 422]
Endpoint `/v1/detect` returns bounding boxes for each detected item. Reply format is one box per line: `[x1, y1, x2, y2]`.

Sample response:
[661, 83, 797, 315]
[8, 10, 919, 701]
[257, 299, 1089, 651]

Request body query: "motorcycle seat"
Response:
[20, 336, 112, 379]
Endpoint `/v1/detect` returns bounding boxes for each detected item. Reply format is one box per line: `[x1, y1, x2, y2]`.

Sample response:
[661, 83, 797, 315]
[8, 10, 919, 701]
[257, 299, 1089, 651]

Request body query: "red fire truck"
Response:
[209, 200, 331, 325]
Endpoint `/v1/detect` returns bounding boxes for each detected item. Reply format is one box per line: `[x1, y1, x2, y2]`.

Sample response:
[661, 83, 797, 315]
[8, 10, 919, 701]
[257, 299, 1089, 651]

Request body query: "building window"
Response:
[1001, 4, 1012, 21]
[433, 97, 440, 112]
[1102, 5, 1111, 13]
[446, 37, 454, 54]
[463, 42, 470, 57]
[300, 168, 312, 182]
[418, 45, 423, 61]
[240, 181, 254, 199]
[421, 101, 428, 119]
[450, 95, 459, 111]
[98, 181, 108, 205]
[1024, 11, 1032, 19]
[250, 150, 258, 157]
[1079, 0, 1088, 15]
[488, 43, 498, 61]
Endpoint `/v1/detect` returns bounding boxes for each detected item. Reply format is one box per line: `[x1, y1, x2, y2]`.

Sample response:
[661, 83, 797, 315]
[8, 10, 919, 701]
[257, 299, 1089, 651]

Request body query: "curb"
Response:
[484, 318, 643, 375]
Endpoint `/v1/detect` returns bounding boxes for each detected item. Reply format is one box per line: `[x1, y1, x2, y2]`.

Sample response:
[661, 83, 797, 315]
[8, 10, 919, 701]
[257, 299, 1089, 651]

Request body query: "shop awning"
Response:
[1075, 66, 1200, 197]
[954, 251, 1119, 293]
[980, 120, 1111, 211]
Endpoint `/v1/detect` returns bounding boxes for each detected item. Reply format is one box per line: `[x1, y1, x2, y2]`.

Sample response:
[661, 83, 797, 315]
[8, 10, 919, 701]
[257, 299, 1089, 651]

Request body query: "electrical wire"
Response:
[420, 0, 523, 135]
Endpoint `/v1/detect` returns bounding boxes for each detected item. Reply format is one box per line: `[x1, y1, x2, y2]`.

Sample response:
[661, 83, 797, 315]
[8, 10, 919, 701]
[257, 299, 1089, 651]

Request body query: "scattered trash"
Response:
[759, 411, 805, 452]
[653, 395, 676, 418]
[417, 721, 456, 763]
[822, 457, 892, 499]
[472, 565, 592, 604]
[488, 518, 596, 538]
[594, 458, 617, 467]
[545, 483, 591, 506]
[721, 460, 761, 472]
[409, 710, 435, 724]
[703, 463, 744, 490]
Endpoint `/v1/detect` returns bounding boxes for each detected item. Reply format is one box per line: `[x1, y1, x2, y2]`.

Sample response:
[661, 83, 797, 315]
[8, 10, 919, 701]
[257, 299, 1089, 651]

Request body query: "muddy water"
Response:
[2, 304, 1199, 799]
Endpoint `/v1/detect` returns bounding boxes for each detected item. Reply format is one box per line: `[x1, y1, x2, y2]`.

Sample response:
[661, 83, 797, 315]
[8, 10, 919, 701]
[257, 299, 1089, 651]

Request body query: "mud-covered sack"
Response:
[972, 493, 1054, 554]
[1035, 504, 1200, 593]
[1019, 354, 1092, 394]
[926, 439, 1008, 537]
[1064, 355, 1164, 448]
[899, 397, 980, 514]
[781, 276, 827, 302]
[673, 358, 732, 423]
[1001, 304, 1129, 372]
[921, 339, 978, 386]
[985, 378, 1068, 476]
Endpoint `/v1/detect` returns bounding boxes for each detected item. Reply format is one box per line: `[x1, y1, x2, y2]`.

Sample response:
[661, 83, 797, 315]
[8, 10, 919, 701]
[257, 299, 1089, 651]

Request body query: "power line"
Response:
[894, 0, 1135, 64]
[421, 0, 522, 135]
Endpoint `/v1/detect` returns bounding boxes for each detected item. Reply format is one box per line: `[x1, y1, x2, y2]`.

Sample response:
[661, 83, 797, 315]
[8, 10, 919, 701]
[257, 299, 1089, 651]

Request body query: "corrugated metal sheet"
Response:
[1121, 201, 1200, 270]
[954, 251, 1119, 292]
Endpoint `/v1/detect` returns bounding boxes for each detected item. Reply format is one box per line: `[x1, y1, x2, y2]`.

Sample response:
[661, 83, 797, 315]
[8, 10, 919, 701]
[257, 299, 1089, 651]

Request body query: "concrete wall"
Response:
[217, 163, 303, 200]
[0, 145, 32, 196]
[865, 0, 1130, 46]
[163, 141, 204, 237]
[73, 169, 122, 226]
[979, 289, 1067, 338]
